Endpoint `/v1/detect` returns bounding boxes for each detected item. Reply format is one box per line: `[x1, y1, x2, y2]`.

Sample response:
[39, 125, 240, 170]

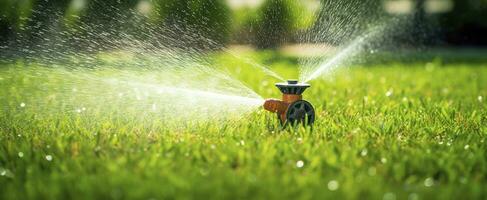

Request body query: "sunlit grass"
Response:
[0, 52, 486, 199]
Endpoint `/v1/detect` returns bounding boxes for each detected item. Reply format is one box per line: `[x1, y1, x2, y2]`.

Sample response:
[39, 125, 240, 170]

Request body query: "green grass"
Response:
[1, 52, 486, 199]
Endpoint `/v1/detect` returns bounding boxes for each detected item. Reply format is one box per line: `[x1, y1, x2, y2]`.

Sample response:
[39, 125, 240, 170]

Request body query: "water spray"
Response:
[263, 80, 315, 126]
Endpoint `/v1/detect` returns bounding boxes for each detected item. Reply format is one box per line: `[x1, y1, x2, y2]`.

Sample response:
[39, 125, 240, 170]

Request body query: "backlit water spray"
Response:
[0, 0, 410, 126]
[0, 12, 268, 123]
[300, 35, 366, 82]
[223, 49, 285, 81]
[299, 17, 409, 82]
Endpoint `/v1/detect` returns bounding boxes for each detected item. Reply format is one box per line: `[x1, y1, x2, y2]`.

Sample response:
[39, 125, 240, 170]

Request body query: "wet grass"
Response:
[1, 53, 486, 199]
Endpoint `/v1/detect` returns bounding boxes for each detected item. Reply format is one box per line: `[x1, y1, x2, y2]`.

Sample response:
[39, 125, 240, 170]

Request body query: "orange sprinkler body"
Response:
[263, 80, 315, 126]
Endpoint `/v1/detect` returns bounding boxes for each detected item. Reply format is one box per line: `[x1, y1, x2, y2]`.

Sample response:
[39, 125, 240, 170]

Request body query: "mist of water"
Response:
[0, 0, 414, 124]
[222, 49, 285, 81]
[299, 15, 411, 82]
[0, 6, 268, 123]
[300, 35, 365, 82]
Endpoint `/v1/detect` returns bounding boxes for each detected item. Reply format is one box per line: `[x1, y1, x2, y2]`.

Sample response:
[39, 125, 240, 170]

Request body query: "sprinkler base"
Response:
[263, 98, 315, 126]
[263, 80, 315, 126]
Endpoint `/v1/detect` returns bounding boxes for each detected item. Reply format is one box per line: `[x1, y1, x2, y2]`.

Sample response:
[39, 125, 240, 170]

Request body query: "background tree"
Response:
[311, 0, 384, 45]
[440, 0, 487, 45]
[56, 0, 139, 52]
[25, 0, 71, 41]
[155, 0, 231, 50]
[0, 0, 32, 45]
[81, 0, 139, 29]
[253, 0, 294, 49]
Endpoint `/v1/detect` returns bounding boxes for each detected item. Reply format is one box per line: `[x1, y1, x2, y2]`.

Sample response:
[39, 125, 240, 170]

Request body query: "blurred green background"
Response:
[1, 0, 487, 51]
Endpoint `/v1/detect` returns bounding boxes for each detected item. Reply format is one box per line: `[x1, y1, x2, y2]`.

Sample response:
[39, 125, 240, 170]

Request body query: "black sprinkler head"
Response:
[275, 80, 310, 95]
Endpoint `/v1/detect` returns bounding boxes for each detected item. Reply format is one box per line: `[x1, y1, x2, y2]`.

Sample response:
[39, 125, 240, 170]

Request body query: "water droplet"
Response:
[361, 149, 368, 157]
[397, 134, 404, 141]
[45, 155, 53, 161]
[478, 96, 483, 102]
[408, 193, 419, 200]
[327, 180, 339, 191]
[383, 192, 396, 200]
[210, 144, 216, 149]
[368, 167, 376, 176]
[425, 64, 435, 72]
[464, 145, 469, 150]
[385, 90, 393, 97]
[424, 177, 434, 187]
[20, 102, 26, 107]
[18, 152, 24, 158]
[442, 88, 449, 94]
[381, 157, 387, 163]
[240, 140, 245, 146]
[352, 128, 360, 134]
[296, 160, 304, 168]
[297, 137, 303, 143]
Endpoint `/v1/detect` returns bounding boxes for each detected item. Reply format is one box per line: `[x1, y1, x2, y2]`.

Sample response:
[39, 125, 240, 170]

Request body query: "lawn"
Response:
[0, 51, 486, 199]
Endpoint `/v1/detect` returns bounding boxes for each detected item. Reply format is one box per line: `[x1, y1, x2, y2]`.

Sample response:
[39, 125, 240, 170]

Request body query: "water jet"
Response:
[263, 80, 315, 126]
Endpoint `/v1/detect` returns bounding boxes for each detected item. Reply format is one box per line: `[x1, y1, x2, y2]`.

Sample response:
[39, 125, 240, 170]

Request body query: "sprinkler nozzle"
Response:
[263, 80, 315, 126]
[286, 80, 298, 84]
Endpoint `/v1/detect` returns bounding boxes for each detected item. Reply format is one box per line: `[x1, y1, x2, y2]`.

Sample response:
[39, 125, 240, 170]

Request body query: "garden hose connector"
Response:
[263, 80, 315, 126]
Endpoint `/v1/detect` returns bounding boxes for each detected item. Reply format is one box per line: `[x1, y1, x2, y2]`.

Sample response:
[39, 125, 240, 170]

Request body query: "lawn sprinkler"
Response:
[263, 80, 315, 126]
